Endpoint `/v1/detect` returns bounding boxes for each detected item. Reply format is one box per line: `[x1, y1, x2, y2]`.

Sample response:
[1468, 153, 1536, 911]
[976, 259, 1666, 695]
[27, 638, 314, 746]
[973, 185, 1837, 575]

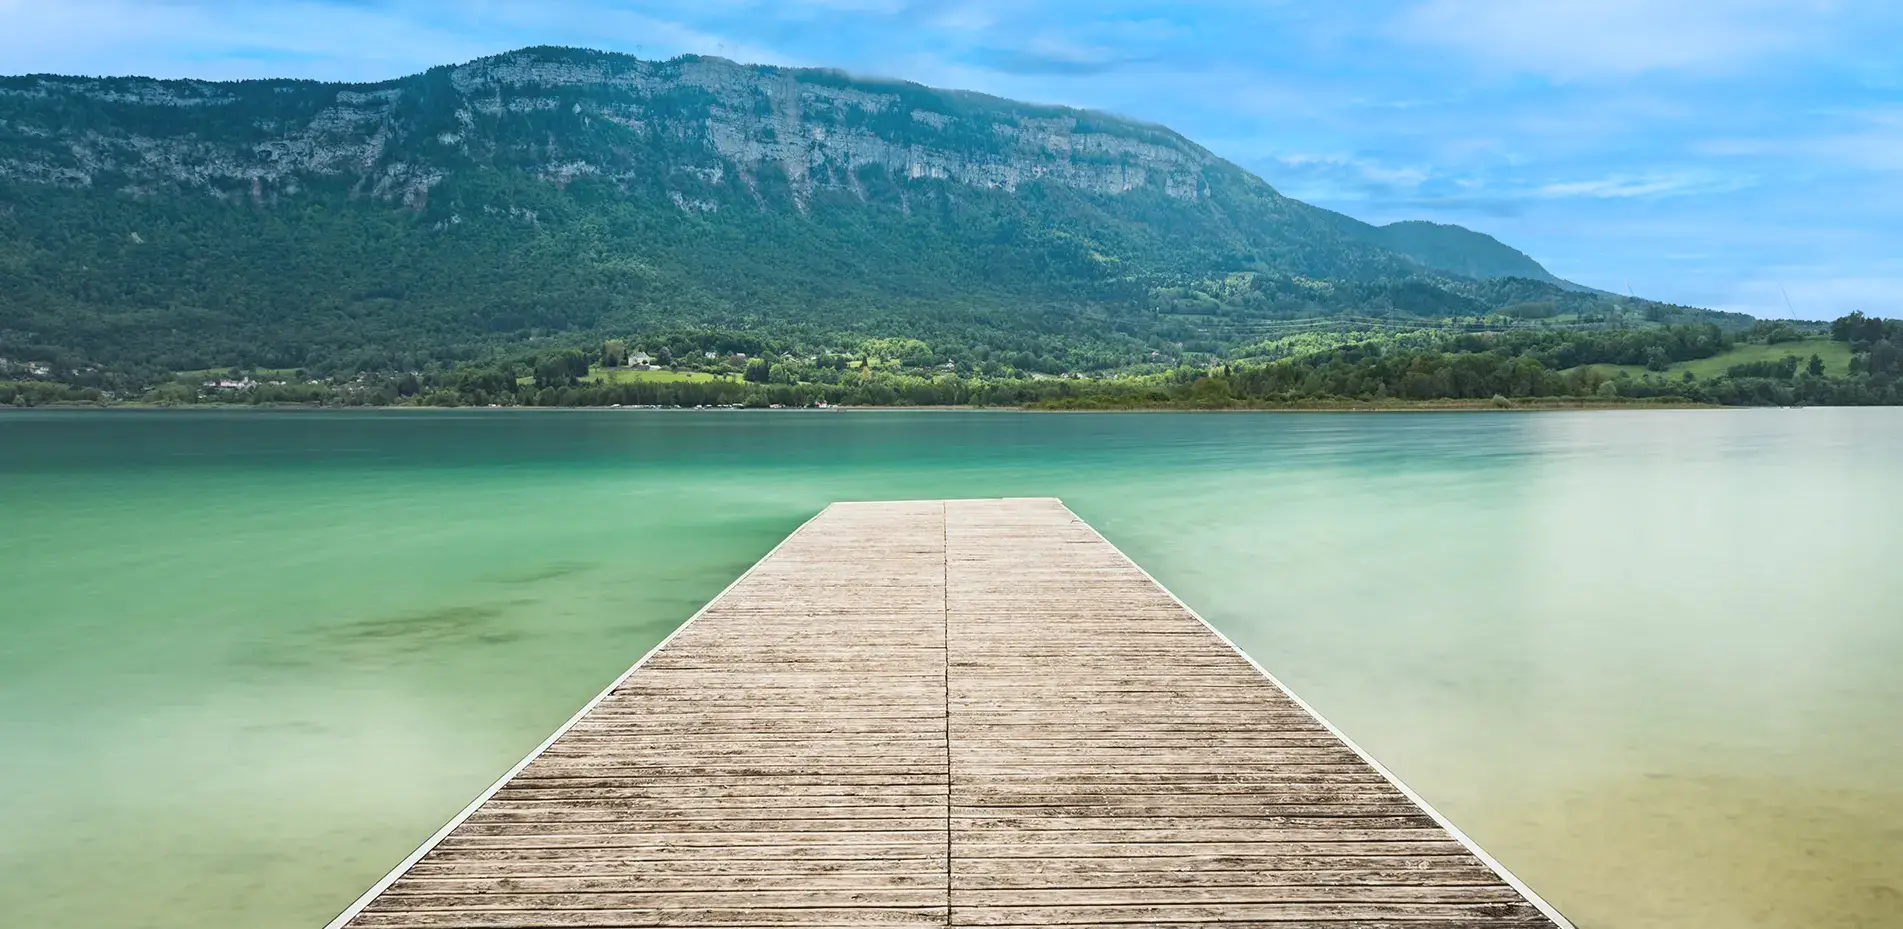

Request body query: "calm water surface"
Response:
[2, 409, 1899, 928]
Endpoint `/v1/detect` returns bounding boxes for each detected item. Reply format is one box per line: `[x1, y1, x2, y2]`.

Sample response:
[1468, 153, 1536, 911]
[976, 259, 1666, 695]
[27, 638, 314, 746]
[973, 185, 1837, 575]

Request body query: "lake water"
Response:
[2, 409, 1898, 928]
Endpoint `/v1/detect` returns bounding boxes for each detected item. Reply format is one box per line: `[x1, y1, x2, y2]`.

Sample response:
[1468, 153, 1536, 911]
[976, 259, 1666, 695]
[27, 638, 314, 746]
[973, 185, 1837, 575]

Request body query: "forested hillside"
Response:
[0, 45, 1746, 396]
[1359, 221, 1591, 291]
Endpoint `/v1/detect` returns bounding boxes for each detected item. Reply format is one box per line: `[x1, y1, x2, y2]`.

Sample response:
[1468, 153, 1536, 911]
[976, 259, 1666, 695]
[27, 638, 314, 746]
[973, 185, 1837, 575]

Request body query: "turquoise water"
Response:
[2, 409, 1898, 927]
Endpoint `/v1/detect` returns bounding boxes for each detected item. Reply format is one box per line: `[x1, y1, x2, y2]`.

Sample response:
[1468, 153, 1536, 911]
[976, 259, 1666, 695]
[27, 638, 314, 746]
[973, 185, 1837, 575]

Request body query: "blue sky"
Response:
[3, 1, 1900, 319]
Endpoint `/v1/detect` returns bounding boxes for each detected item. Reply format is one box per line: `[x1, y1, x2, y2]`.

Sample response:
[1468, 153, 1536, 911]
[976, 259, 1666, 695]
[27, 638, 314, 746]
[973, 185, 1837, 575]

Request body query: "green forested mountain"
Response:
[1357, 221, 1593, 292]
[0, 46, 1739, 383]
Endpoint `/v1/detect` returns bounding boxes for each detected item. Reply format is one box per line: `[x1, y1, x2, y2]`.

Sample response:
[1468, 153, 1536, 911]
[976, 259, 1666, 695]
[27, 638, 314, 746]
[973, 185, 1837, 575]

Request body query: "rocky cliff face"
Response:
[0, 47, 1230, 212]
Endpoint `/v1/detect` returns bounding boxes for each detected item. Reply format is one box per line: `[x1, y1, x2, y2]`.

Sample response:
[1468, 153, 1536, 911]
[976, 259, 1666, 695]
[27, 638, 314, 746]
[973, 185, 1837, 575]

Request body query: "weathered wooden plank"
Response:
[365, 890, 948, 909]
[329, 498, 1570, 929]
[952, 886, 1533, 905]
[946, 772, 1394, 786]
[404, 857, 947, 876]
[951, 803, 1430, 817]
[387, 875, 950, 893]
[474, 801, 945, 816]
[948, 903, 1548, 925]
[492, 786, 947, 800]
[504, 774, 952, 787]
[433, 831, 948, 850]
[951, 855, 1497, 876]
[947, 841, 1493, 859]
[419, 845, 948, 863]
[939, 498, 1568, 929]
[451, 819, 944, 835]
[348, 908, 948, 928]
[329, 502, 952, 929]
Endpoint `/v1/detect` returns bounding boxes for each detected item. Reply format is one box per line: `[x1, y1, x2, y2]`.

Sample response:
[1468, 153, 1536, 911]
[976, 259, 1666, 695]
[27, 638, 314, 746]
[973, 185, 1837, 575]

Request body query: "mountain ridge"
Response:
[1363, 220, 1593, 292]
[0, 45, 1723, 379]
[0, 46, 1581, 284]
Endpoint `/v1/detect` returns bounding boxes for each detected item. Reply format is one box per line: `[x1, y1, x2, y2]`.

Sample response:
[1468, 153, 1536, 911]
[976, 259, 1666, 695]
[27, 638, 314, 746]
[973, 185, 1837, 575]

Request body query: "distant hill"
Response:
[0, 46, 1733, 377]
[1356, 221, 1595, 292]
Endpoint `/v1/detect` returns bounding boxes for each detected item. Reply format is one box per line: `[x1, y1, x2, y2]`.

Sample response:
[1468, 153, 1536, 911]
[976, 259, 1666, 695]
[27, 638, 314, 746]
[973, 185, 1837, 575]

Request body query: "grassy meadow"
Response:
[584, 367, 737, 385]
[1571, 336, 1852, 380]
[509, 367, 741, 387]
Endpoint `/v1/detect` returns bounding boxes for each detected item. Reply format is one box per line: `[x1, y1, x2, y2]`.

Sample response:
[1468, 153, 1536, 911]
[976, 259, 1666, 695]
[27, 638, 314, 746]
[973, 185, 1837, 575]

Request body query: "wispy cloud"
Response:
[1274, 153, 1431, 189]
[1536, 171, 1757, 199]
[1246, 151, 1541, 218]
[966, 36, 1155, 76]
[926, 6, 998, 32]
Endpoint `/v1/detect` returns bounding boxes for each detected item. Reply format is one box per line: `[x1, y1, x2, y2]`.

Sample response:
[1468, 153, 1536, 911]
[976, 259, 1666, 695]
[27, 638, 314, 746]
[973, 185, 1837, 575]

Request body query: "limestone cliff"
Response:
[1, 48, 1238, 213]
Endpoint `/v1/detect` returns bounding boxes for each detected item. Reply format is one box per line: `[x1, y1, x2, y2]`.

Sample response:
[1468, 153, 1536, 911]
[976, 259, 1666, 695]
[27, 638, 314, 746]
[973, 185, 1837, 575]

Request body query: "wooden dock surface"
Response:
[329, 498, 1572, 929]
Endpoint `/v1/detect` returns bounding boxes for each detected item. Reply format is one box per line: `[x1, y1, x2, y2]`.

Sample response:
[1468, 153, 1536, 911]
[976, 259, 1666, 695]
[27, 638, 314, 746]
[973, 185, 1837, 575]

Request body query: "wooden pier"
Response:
[328, 498, 1573, 929]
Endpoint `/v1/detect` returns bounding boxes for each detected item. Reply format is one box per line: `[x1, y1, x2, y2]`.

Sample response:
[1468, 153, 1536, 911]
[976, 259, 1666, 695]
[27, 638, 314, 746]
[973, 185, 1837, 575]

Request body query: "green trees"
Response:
[602, 340, 628, 368]
[1831, 311, 1900, 346]
[1870, 340, 1900, 377]
[534, 350, 591, 388]
[1831, 313, 1902, 380]
[1747, 321, 1806, 344]
[1499, 301, 1558, 319]
[146, 382, 200, 405]
[1726, 356, 1802, 380]
[70, 318, 1896, 409]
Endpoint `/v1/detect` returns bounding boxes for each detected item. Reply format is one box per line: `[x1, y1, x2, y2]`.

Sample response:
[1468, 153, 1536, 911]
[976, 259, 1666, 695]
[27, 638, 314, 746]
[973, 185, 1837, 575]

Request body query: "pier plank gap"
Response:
[327, 498, 1573, 929]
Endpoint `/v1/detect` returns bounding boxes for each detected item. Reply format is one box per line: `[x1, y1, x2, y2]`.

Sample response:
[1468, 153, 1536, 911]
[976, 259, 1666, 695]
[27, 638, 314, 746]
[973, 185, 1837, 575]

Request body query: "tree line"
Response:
[12, 315, 1894, 409]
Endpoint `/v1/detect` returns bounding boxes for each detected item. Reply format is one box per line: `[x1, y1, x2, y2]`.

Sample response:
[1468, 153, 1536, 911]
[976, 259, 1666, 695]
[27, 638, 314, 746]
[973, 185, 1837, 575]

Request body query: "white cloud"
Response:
[1395, 0, 1840, 80]
[1275, 153, 1431, 188]
[1536, 171, 1755, 199]
[926, 6, 998, 32]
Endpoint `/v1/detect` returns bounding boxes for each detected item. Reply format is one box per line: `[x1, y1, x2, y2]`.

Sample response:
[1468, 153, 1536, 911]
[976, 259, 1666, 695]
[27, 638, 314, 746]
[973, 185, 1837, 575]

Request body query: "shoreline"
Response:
[5, 398, 1736, 413]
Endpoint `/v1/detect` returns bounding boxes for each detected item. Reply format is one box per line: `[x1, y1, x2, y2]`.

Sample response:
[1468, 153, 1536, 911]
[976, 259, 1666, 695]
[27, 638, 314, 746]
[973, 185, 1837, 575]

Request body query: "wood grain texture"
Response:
[333, 498, 1569, 929]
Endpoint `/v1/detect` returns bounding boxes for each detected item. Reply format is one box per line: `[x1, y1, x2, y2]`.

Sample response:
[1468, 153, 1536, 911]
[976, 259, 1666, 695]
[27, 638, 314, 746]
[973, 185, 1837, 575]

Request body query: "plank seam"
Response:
[941, 500, 954, 928]
[1054, 499, 1579, 929]
[320, 506, 836, 929]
